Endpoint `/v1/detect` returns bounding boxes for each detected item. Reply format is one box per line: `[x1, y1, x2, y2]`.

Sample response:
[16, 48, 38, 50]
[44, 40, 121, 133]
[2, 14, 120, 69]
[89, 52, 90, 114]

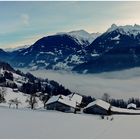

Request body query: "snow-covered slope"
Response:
[0, 87, 43, 109]
[0, 107, 140, 139]
[57, 30, 101, 46]
[107, 24, 140, 36]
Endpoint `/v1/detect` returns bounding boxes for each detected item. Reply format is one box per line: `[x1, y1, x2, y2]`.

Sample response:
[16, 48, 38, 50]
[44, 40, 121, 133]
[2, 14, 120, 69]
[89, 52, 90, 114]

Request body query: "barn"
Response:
[83, 99, 111, 115]
[46, 95, 77, 113]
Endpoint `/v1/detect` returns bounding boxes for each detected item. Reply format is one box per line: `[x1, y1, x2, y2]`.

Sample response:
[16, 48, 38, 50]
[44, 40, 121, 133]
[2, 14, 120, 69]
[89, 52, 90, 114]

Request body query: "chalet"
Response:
[46, 95, 77, 113]
[83, 99, 111, 115]
[127, 103, 136, 110]
[68, 93, 83, 106]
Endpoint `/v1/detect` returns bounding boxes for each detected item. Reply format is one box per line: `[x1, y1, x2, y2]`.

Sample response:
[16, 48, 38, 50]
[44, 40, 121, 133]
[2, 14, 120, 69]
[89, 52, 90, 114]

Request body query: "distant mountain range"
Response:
[1, 25, 140, 73]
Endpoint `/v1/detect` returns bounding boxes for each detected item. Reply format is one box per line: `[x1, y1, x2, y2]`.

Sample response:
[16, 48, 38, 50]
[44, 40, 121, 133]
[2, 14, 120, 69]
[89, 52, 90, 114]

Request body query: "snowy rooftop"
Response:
[67, 93, 83, 104]
[111, 106, 140, 114]
[85, 99, 110, 110]
[46, 95, 76, 108]
[127, 103, 137, 109]
[57, 30, 101, 45]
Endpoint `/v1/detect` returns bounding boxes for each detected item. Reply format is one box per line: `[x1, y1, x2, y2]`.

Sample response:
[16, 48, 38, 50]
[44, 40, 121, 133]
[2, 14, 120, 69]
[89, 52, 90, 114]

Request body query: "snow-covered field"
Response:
[0, 106, 140, 139]
[20, 68, 140, 100]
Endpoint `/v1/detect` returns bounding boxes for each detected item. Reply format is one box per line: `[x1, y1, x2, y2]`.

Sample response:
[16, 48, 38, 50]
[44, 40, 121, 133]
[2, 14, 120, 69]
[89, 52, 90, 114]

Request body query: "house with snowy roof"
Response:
[83, 99, 111, 115]
[45, 95, 78, 113]
[127, 103, 136, 110]
[67, 93, 83, 107]
[111, 106, 140, 115]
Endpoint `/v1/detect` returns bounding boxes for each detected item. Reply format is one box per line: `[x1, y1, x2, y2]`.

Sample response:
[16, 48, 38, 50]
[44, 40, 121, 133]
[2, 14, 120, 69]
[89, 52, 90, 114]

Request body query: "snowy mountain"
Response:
[107, 24, 140, 36]
[1, 30, 100, 71]
[2, 25, 140, 73]
[3, 34, 91, 70]
[74, 24, 140, 73]
[57, 30, 101, 46]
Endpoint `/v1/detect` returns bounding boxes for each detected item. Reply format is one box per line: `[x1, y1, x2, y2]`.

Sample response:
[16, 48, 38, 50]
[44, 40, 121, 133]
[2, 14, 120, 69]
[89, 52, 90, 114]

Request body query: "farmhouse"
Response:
[83, 99, 111, 115]
[67, 93, 83, 106]
[127, 103, 136, 109]
[46, 95, 77, 113]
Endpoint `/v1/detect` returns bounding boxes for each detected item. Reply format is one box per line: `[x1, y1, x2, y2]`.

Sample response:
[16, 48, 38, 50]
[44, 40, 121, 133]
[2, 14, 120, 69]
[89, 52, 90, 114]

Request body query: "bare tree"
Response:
[8, 98, 21, 109]
[0, 87, 6, 103]
[8, 99, 15, 108]
[26, 95, 38, 109]
[14, 98, 21, 109]
[40, 94, 50, 109]
[102, 93, 110, 102]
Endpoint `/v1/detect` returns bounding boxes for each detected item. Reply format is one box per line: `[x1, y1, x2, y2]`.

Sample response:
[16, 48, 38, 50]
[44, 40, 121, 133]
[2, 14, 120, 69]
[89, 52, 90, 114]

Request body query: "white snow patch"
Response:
[111, 34, 120, 40]
[57, 30, 101, 46]
[91, 53, 100, 57]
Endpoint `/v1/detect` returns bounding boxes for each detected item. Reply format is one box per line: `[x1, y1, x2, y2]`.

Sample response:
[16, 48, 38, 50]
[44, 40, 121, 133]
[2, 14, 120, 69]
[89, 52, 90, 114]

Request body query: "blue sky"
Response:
[0, 1, 140, 49]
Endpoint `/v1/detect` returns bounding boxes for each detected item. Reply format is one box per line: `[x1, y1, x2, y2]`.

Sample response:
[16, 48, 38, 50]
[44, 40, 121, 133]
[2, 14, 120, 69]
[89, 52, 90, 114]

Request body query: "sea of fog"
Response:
[20, 68, 140, 100]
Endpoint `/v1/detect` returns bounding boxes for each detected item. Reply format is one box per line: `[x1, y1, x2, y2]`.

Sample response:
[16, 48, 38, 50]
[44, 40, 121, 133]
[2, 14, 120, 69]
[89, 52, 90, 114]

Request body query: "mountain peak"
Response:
[107, 24, 118, 32]
[107, 24, 140, 36]
[57, 29, 101, 46]
[68, 29, 90, 37]
[111, 24, 118, 29]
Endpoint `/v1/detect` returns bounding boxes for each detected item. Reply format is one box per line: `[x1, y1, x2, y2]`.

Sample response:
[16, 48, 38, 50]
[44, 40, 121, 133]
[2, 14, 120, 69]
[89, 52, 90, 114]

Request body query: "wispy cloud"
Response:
[20, 14, 30, 26]
[0, 1, 140, 48]
[0, 33, 50, 49]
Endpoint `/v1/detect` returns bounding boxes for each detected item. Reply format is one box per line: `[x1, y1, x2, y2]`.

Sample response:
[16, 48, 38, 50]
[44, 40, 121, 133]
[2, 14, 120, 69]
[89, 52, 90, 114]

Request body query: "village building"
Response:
[127, 103, 137, 109]
[83, 99, 111, 115]
[45, 95, 77, 113]
[111, 105, 140, 115]
[67, 93, 83, 106]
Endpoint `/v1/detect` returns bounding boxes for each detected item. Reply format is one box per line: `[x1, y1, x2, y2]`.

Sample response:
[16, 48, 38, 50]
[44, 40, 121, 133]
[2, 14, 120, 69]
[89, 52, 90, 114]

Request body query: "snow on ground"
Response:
[0, 87, 43, 109]
[20, 68, 140, 100]
[0, 106, 140, 139]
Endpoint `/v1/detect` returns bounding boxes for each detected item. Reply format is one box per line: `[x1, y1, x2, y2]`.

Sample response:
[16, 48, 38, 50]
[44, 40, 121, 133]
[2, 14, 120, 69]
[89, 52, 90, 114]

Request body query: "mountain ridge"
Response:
[1, 25, 140, 73]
